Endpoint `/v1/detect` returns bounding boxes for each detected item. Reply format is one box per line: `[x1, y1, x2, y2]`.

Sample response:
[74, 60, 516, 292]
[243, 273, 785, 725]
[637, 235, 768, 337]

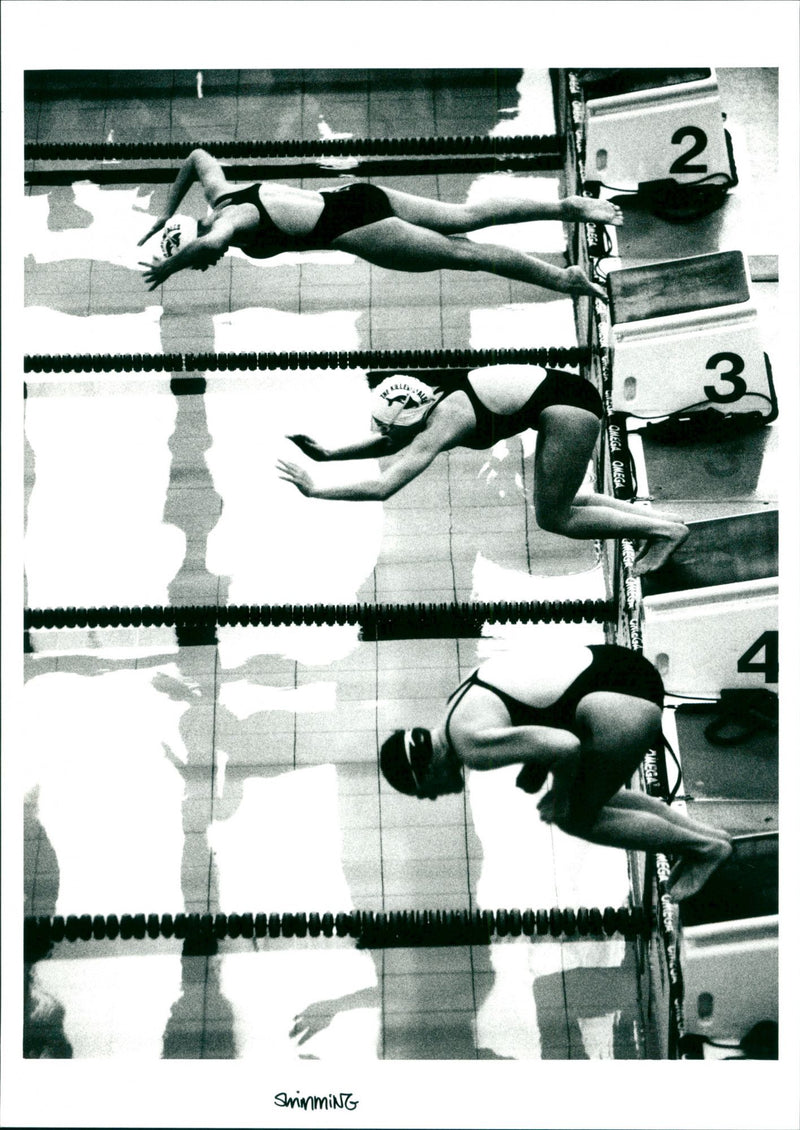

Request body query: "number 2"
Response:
[737, 631, 778, 683]
[704, 352, 747, 403]
[669, 126, 708, 174]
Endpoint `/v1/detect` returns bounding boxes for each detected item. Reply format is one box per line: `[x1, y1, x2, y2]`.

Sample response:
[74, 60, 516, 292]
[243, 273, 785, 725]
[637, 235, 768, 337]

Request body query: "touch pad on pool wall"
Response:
[608, 251, 750, 325]
[641, 509, 778, 597]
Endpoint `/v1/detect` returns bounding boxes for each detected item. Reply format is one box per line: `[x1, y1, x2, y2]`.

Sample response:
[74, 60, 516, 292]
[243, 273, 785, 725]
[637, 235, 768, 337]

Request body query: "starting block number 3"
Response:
[616, 345, 761, 417]
[738, 631, 778, 684]
[608, 250, 772, 419]
[705, 352, 746, 403]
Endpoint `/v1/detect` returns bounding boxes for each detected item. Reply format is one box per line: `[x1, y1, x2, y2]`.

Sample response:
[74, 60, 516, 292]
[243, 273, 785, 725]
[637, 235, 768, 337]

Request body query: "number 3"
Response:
[704, 352, 747, 403]
[669, 126, 708, 175]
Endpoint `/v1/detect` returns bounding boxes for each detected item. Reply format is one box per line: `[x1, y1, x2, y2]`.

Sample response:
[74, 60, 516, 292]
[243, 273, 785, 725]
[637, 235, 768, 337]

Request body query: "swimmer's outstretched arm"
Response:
[287, 433, 393, 461]
[137, 149, 229, 247]
[139, 216, 238, 289]
[278, 428, 444, 500]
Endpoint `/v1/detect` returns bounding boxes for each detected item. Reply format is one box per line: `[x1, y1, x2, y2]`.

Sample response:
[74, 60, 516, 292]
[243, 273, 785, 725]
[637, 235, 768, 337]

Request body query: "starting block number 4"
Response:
[584, 71, 733, 190]
[642, 578, 778, 698]
[737, 631, 778, 684]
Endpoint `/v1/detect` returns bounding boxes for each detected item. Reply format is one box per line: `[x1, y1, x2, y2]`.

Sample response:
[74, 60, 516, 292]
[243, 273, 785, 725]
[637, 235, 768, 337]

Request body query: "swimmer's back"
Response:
[467, 365, 548, 415]
[476, 643, 594, 709]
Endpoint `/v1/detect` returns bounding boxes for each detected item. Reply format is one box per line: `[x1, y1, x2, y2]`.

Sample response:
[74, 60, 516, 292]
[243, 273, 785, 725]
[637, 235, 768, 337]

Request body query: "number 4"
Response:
[737, 631, 778, 683]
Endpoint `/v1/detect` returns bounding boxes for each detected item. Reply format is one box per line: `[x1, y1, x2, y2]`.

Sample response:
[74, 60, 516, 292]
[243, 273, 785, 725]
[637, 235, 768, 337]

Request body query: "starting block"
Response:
[642, 577, 778, 698]
[641, 509, 778, 698]
[641, 509, 778, 597]
[670, 700, 777, 840]
[662, 693, 778, 1045]
[583, 69, 735, 193]
[606, 252, 775, 422]
[680, 912, 778, 1045]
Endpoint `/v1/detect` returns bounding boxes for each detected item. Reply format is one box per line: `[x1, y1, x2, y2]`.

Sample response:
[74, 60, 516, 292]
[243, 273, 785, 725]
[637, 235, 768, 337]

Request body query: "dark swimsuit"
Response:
[212, 182, 394, 259]
[433, 370, 603, 448]
[444, 645, 663, 751]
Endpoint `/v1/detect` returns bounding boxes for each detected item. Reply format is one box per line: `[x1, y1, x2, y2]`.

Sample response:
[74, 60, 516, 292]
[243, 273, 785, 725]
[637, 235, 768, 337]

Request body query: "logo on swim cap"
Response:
[160, 215, 198, 259]
[371, 375, 438, 431]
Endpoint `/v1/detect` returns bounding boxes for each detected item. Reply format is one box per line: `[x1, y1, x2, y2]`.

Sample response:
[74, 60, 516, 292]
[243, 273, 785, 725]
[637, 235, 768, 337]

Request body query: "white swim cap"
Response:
[371, 375, 439, 432]
[160, 215, 198, 258]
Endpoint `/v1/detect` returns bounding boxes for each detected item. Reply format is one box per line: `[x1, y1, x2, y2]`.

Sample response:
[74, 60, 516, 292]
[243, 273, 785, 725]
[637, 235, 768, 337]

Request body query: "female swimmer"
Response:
[138, 148, 617, 300]
[380, 641, 732, 901]
[277, 369, 688, 575]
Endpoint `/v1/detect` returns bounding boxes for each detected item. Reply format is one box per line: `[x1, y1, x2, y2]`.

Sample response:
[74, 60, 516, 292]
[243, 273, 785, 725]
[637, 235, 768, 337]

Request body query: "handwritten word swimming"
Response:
[274, 1092, 359, 1111]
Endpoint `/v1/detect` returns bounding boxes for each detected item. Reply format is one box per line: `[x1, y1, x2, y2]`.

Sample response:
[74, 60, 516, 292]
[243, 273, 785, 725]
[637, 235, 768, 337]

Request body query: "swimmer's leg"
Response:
[532, 407, 689, 568]
[333, 219, 607, 299]
[379, 187, 623, 232]
[553, 693, 731, 900]
[573, 492, 687, 527]
[572, 492, 689, 566]
[606, 788, 732, 848]
[563, 805, 732, 901]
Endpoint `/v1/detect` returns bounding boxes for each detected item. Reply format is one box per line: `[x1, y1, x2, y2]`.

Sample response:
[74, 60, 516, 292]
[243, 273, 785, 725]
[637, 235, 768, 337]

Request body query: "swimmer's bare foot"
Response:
[563, 265, 608, 302]
[561, 195, 624, 227]
[631, 523, 689, 575]
[667, 839, 732, 901]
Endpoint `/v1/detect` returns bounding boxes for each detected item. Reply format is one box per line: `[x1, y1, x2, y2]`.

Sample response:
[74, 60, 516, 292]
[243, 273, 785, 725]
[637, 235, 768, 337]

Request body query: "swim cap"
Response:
[380, 728, 432, 796]
[371, 376, 439, 433]
[160, 215, 198, 258]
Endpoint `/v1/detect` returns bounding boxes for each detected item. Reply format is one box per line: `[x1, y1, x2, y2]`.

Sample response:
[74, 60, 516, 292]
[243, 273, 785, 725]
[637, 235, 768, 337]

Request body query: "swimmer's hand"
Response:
[139, 257, 172, 291]
[287, 434, 329, 461]
[515, 763, 548, 795]
[277, 458, 315, 497]
[139, 241, 223, 288]
[536, 791, 556, 823]
[137, 217, 169, 247]
[290, 1002, 336, 1045]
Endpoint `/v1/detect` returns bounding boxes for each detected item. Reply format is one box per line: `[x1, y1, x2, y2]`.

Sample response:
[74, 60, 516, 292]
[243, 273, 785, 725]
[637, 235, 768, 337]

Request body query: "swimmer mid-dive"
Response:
[277, 369, 689, 575]
[380, 642, 732, 902]
[137, 148, 614, 299]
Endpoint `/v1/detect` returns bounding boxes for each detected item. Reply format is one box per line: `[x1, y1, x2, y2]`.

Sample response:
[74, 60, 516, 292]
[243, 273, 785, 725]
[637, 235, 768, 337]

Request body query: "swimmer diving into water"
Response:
[277, 370, 689, 575]
[138, 148, 615, 300]
[380, 641, 732, 902]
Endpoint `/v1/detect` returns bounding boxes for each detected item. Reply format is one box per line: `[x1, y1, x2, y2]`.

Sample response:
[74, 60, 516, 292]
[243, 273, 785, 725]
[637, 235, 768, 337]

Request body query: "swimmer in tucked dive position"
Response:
[380, 642, 732, 901]
[137, 148, 615, 299]
[277, 369, 689, 574]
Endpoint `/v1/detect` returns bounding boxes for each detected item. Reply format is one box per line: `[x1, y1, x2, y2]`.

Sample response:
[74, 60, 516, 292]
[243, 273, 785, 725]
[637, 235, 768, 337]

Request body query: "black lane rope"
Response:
[25, 134, 565, 162]
[24, 599, 614, 640]
[24, 905, 648, 961]
[26, 157, 566, 187]
[23, 347, 589, 376]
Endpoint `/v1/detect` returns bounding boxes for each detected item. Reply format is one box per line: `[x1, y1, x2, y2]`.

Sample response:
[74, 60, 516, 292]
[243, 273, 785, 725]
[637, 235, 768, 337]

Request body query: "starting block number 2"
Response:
[738, 631, 778, 684]
[670, 126, 708, 174]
